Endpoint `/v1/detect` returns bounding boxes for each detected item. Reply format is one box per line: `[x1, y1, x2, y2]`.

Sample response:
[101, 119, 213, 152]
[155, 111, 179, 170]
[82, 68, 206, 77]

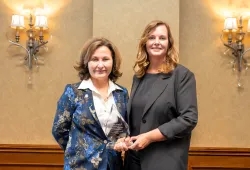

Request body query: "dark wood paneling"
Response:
[0, 144, 63, 170]
[1, 145, 250, 170]
[188, 147, 250, 170]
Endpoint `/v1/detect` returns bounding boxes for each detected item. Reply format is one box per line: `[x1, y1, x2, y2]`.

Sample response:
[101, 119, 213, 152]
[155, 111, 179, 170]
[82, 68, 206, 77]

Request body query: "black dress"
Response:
[125, 73, 161, 170]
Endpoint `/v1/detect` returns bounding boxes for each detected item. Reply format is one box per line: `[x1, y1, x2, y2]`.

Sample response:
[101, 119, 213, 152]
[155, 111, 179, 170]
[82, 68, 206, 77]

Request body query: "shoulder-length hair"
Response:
[134, 20, 179, 78]
[74, 37, 122, 82]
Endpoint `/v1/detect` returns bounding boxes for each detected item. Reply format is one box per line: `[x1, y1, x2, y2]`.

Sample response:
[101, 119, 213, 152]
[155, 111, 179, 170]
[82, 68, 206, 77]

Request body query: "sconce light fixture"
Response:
[221, 16, 250, 87]
[8, 13, 49, 72]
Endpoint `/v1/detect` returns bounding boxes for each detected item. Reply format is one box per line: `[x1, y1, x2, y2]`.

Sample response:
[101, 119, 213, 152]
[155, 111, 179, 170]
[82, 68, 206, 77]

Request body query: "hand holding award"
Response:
[103, 104, 131, 149]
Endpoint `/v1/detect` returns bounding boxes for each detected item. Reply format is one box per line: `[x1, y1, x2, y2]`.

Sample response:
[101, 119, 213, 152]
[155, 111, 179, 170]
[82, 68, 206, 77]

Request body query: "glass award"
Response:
[103, 104, 130, 149]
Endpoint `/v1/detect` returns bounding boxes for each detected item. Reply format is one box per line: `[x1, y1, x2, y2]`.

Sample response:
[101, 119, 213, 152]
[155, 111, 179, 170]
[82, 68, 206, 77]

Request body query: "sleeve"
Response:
[52, 84, 76, 150]
[158, 70, 198, 140]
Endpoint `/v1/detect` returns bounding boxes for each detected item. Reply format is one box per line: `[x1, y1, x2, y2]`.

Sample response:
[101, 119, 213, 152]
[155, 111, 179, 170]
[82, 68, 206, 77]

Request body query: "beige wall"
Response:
[180, 0, 250, 147]
[0, 0, 93, 144]
[93, 0, 179, 90]
[0, 0, 250, 147]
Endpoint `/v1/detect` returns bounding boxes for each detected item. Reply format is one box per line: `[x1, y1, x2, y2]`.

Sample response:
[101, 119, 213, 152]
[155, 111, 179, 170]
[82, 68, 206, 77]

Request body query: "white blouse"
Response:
[78, 79, 122, 135]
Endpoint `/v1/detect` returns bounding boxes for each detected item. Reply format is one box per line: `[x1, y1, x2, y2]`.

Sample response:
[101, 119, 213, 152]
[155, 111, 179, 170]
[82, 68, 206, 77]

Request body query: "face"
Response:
[146, 24, 169, 59]
[88, 46, 113, 81]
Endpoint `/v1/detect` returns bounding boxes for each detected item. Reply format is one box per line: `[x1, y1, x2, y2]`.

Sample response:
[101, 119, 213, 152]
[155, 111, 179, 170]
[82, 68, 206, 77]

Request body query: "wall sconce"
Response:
[8, 13, 49, 73]
[221, 16, 250, 87]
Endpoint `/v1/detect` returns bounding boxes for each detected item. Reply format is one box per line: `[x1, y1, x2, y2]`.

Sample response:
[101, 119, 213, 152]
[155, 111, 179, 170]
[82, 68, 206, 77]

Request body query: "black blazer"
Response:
[126, 64, 198, 170]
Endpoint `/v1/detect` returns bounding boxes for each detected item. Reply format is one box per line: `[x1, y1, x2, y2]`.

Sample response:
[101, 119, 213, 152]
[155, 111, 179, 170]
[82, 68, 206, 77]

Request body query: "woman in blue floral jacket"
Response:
[52, 37, 128, 170]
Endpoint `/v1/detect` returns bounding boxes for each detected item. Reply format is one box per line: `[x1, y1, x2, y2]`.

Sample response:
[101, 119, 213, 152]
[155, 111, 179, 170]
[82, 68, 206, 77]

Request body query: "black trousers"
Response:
[124, 150, 141, 170]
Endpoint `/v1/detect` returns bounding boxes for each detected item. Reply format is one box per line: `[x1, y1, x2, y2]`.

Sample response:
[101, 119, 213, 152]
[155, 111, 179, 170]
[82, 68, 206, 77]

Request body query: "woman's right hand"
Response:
[113, 136, 131, 152]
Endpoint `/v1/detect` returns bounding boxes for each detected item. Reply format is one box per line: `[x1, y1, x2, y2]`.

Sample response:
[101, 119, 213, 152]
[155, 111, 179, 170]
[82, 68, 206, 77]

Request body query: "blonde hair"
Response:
[74, 37, 122, 82]
[134, 20, 179, 78]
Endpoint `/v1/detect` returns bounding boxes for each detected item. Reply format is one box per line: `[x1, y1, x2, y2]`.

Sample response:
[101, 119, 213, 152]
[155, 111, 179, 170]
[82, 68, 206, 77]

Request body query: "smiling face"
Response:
[146, 24, 169, 60]
[88, 45, 113, 81]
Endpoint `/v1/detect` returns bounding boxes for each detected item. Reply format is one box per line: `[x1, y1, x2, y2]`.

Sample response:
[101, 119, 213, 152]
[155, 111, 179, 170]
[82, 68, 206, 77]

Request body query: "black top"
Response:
[130, 73, 161, 136]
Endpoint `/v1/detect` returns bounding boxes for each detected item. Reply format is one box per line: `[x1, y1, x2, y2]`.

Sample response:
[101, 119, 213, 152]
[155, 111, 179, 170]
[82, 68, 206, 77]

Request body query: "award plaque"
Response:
[103, 104, 130, 149]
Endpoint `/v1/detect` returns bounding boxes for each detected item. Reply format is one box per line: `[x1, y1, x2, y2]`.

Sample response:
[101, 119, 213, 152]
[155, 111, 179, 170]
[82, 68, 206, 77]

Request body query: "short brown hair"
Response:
[74, 37, 122, 82]
[134, 20, 179, 78]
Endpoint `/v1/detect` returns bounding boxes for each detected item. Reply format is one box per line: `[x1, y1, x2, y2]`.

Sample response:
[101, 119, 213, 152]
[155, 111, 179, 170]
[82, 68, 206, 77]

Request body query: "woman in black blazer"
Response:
[115, 20, 198, 170]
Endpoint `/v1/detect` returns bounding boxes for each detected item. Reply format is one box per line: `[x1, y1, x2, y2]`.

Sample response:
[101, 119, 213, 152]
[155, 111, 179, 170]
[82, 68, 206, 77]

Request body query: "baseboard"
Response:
[0, 144, 250, 170]
[189, 147, 250, 170]
[0, 144, 63, 170]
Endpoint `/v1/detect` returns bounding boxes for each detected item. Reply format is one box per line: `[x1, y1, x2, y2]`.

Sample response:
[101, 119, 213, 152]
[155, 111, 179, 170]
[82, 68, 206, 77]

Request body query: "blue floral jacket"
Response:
[52, 82, 128, 170]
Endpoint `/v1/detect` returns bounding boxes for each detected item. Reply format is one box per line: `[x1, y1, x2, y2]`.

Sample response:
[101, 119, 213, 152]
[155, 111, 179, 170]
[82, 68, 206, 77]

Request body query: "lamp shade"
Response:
[35, 15, 48, 29]
[11, 15, 25, 29]
[224, 17, 237, 31]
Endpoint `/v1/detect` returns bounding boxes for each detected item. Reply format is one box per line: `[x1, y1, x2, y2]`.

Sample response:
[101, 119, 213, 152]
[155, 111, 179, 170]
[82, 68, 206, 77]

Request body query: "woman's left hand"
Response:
[128, 133, 152, 151]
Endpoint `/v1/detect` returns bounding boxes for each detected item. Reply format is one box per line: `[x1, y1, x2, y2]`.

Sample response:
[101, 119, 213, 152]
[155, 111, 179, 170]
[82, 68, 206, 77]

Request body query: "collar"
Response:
[78, 78, 123, 96]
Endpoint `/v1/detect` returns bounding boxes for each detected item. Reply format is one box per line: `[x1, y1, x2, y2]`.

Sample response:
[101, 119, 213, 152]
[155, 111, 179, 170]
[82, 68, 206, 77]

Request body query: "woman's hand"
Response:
[113, 137, 132, 152]
[128, 129, 166, 151]
[128, 133, 152, 151]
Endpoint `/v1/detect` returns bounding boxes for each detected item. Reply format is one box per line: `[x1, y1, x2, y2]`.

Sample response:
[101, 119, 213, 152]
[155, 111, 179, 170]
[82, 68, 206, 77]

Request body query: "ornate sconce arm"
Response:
[223, 43, 238, 54]
[9, 40, 34, 70]
[240, 48, 250, 70]
[34, 41, 48, 52]
[8, 40, 29, 54]
[241, 48, 250, 58]
[9, 39, 31, 60]
[220, 33, 238, 54]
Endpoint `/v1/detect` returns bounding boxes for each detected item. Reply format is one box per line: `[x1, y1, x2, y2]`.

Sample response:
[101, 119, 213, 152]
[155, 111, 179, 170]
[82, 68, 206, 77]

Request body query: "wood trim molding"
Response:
[0, 145, 250, 170]
[0, 144, 63, 170]
[188, 147, 250, 170]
